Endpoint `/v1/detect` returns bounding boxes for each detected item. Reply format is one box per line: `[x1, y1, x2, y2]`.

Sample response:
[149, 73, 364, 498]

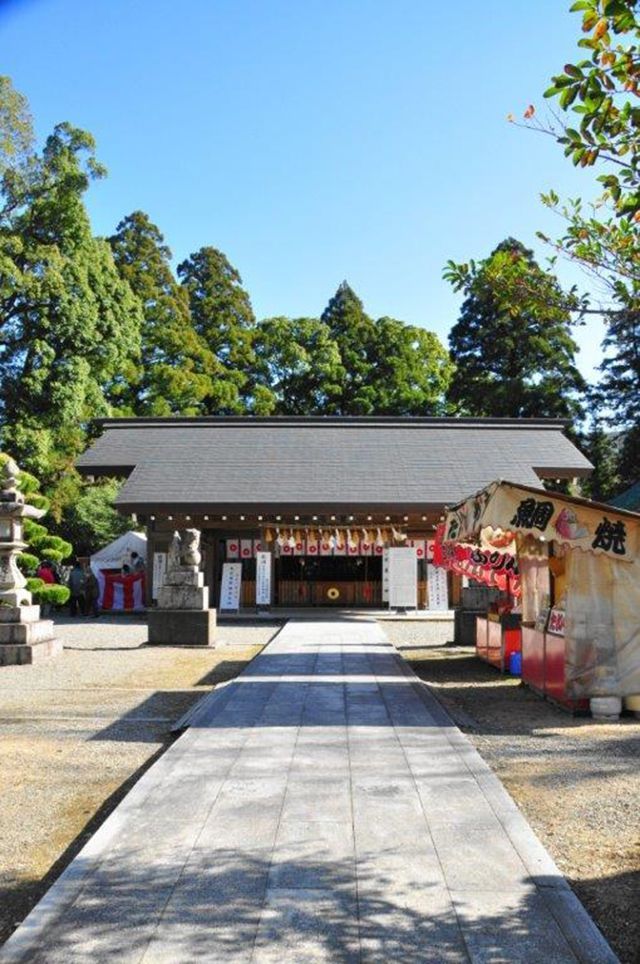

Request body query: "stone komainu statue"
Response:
[181, 528, 201, 567]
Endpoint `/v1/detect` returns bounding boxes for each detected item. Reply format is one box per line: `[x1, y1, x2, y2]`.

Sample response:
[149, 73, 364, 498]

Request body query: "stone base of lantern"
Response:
[0, 606, 62, 664]
[147, 608, 217, 647]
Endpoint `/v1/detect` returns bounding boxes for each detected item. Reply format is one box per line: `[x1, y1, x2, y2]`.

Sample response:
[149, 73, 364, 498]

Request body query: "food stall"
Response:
[434, 523, 521, 671]
[442, 481, 640, 716]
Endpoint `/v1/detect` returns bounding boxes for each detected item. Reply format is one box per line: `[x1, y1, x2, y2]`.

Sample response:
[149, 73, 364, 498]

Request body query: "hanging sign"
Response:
[220, 562, 242, 612]
[427, 563, 449, 612]
[547, 607, 565, 636]
[388, 547, 417, 609]
[256, 551, 272, 606]
[240, 539, 253, 559]
[445, 481, 638, 561]
[152, 552, 166, 601]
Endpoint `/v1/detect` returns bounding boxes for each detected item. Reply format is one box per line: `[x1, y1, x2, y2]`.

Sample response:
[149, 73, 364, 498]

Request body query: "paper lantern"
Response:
[264, 528, 274, 543]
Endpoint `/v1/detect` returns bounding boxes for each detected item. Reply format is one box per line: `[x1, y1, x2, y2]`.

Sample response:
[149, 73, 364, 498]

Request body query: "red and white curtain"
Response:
[100, 571, 146, 611]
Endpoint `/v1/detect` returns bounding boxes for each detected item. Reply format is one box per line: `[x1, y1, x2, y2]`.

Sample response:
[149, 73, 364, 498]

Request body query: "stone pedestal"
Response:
[0, 458, 62, 666]
[148, 608, 216, 647]
[148, 529, 216, 647]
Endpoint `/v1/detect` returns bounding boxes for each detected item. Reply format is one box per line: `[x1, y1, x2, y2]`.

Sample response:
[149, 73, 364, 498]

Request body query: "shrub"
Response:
[37, 584, 70, 607]
[39, 535, 72, 559]
[40, 548, 63, 564]
[23, 519, 47, 547]
[17, 552, 39, 575]
[25, 577, 45, 594]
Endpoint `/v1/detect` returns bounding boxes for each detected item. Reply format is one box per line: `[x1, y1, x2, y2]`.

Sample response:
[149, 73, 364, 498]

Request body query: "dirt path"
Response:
[405, 646, 640, 964]
[0, 616, 280, 947]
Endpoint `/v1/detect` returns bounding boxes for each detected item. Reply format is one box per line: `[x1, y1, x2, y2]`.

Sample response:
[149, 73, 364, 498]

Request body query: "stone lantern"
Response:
[0, 457, 62, 664]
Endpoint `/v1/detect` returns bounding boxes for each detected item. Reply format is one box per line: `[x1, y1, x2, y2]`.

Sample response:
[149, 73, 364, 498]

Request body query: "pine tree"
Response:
[446, 239, 586, 420]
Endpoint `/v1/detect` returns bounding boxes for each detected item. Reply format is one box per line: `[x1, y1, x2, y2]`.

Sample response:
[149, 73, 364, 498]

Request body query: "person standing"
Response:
[67, 561, 86, 617]
[36, 560, 56, 584]
[84, 566, 100, 618]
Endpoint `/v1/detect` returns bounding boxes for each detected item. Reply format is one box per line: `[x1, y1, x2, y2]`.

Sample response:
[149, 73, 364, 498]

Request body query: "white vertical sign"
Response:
[388, 547, 417, 609]
[382, 548, 390, 602]
[427, 564, 449, 611]
[152, 552, 167, 601]
[256, 551, 272, 606]
[220, 562, 242, 612]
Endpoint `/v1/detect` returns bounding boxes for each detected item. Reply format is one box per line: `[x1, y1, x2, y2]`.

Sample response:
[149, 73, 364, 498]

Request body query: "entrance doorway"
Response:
[277, 555, 382, 607]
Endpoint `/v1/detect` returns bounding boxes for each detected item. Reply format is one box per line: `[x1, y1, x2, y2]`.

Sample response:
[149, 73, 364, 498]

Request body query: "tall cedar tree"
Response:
[320, 282, 376, 414]
[177, 247, 256, 414]
[320, 281, 452, 415]
[108, 212, 212, 415]
[447, 239, 585, 420]
[0, 103, 141, 503]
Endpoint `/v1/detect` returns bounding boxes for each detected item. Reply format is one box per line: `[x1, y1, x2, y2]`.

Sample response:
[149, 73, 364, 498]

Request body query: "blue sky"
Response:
[2, 0, 606, 378]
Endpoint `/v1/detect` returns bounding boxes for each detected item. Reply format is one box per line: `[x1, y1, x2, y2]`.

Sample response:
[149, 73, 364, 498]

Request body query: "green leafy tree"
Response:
[365, 317, 453, 415]
[0, 75, 34, 173]
[518, 1, 640, 485]
[253, 316, 344, 414]
[445, 239, 586, 419]
[49, 477, 132, 558]
[108, 211, 212, 415]
[0, 101, 142, 492]
[319, 281, 453, 415]
[177, 246, 256, 413]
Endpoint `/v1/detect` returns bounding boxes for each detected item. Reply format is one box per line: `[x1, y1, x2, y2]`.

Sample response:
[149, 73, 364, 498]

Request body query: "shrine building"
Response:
[77, 416, 592, 610]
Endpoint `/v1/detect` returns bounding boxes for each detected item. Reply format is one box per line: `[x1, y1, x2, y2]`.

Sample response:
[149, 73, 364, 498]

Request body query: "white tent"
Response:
[90, 531, 147, 610]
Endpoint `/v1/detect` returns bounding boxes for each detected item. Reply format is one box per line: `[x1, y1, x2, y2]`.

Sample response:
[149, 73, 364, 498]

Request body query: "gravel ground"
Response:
[381, 618, 455, 649]
[404, 645, 640, 964]
[0, 615, 280, 947]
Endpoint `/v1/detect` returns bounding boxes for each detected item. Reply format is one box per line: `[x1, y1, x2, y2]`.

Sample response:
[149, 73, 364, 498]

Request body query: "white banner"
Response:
[226, 539, 239, 560]
[220, 562, 242, 611]
[427, 563, 449, 611]
[388, 547, 418, 609]
[240, 539, 253, 560]
[152, 552, 167, 601]
[256, 552, 272, 606]
[382, 548, 390, 602]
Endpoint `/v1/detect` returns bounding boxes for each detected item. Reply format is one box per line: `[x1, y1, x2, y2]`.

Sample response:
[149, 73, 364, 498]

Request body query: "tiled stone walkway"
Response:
[1, 619, 617, 963]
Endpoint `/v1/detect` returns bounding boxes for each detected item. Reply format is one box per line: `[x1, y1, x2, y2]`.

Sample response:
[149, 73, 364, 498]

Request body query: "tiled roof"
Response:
[76, 417, 593, 512]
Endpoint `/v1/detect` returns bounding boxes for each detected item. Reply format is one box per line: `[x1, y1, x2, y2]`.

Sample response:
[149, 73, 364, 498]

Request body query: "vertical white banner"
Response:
[256, 551, 272, 606]
[427, 564, 449, 611]
[152, 552, 166, 601]
[220, 562, 242, 611]
[382, 548, 390, 602]
[226, 539, 239, 560]
[240, 539, 253, 560]
[388, 547, 418, 609]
